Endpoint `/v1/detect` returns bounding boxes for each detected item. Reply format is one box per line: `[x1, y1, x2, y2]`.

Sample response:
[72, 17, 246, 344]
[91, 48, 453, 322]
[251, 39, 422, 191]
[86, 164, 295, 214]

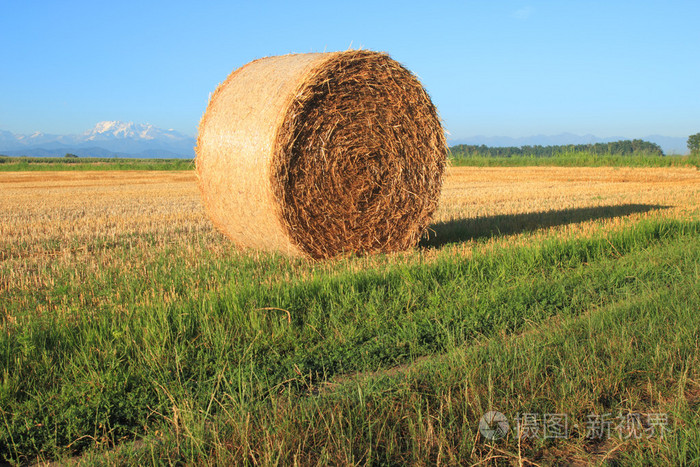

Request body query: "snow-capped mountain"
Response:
[0, 121, 196, 158]
[83, 121, 187, 142]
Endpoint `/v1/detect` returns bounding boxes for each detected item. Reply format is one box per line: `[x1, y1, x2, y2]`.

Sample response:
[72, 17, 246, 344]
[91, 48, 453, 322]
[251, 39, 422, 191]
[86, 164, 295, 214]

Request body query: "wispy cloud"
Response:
[512, 5, 533, 20]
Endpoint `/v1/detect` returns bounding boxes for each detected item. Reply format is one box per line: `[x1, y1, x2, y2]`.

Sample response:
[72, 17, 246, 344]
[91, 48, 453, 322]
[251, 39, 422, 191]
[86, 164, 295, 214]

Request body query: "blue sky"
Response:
[1, 0, 698, 140]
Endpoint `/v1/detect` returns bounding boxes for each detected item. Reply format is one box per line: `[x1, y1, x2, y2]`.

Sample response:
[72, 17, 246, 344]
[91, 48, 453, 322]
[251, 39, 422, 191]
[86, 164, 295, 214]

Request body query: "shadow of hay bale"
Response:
[420, 204, 670, 248]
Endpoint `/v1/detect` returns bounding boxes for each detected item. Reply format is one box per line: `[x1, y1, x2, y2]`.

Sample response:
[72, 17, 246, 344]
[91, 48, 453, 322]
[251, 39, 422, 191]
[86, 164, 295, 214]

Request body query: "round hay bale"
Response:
[196, 50, 446, 259]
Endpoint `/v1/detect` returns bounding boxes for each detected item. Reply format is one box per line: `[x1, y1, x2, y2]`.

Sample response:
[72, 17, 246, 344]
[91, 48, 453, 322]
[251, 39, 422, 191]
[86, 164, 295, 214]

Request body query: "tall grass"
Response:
[1, 218, 698, 464]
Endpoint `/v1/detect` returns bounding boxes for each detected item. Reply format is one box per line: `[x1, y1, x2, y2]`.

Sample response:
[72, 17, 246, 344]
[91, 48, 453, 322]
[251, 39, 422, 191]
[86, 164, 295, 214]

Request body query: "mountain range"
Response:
[0, 121, 196, 158]
[0, 122, 690, 157]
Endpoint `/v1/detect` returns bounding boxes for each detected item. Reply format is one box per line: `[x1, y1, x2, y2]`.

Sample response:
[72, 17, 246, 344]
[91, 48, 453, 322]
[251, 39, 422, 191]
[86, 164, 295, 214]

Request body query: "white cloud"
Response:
[512, 6, 533, 20]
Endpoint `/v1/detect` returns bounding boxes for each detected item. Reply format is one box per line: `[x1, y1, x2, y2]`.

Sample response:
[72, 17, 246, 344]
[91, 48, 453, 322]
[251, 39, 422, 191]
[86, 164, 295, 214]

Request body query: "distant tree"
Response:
[449, 139, 663, 158]
[688, 133, 700, 155]
[65, 153, 79, 158]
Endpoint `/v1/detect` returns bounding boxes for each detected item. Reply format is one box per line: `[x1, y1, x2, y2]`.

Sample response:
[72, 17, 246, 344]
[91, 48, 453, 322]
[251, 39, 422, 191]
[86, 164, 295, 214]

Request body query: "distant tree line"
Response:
[450, 139, 664, 158]
[688, 133, 700, 155]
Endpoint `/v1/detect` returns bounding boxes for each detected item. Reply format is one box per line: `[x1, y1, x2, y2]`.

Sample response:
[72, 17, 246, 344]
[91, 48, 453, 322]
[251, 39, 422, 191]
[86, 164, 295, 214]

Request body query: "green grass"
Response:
[1, 217, 699, 464]
[2, 151, 698, 172]
[0, 156, 194, 171]
[448, 151, 700, 168]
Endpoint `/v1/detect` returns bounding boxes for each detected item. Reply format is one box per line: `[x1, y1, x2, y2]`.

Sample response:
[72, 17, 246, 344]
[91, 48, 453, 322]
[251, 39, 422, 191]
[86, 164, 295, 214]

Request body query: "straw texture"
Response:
[196, 50, 446, 259]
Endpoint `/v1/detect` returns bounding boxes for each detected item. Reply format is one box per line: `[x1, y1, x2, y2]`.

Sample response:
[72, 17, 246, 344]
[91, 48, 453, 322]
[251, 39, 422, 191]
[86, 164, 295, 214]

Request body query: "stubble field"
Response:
[1, 166, 699, 464]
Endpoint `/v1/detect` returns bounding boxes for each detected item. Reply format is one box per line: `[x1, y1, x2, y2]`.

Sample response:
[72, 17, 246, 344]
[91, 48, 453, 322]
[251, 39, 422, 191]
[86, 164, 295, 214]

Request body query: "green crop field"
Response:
[0, 155, 194, 171]
[1, 165, 699, 465]
[448, 151, 700, 168]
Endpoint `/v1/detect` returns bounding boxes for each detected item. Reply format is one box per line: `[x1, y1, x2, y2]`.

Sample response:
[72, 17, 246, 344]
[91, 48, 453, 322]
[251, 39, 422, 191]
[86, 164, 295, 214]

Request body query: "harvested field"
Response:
[1, 167, 697, 262]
